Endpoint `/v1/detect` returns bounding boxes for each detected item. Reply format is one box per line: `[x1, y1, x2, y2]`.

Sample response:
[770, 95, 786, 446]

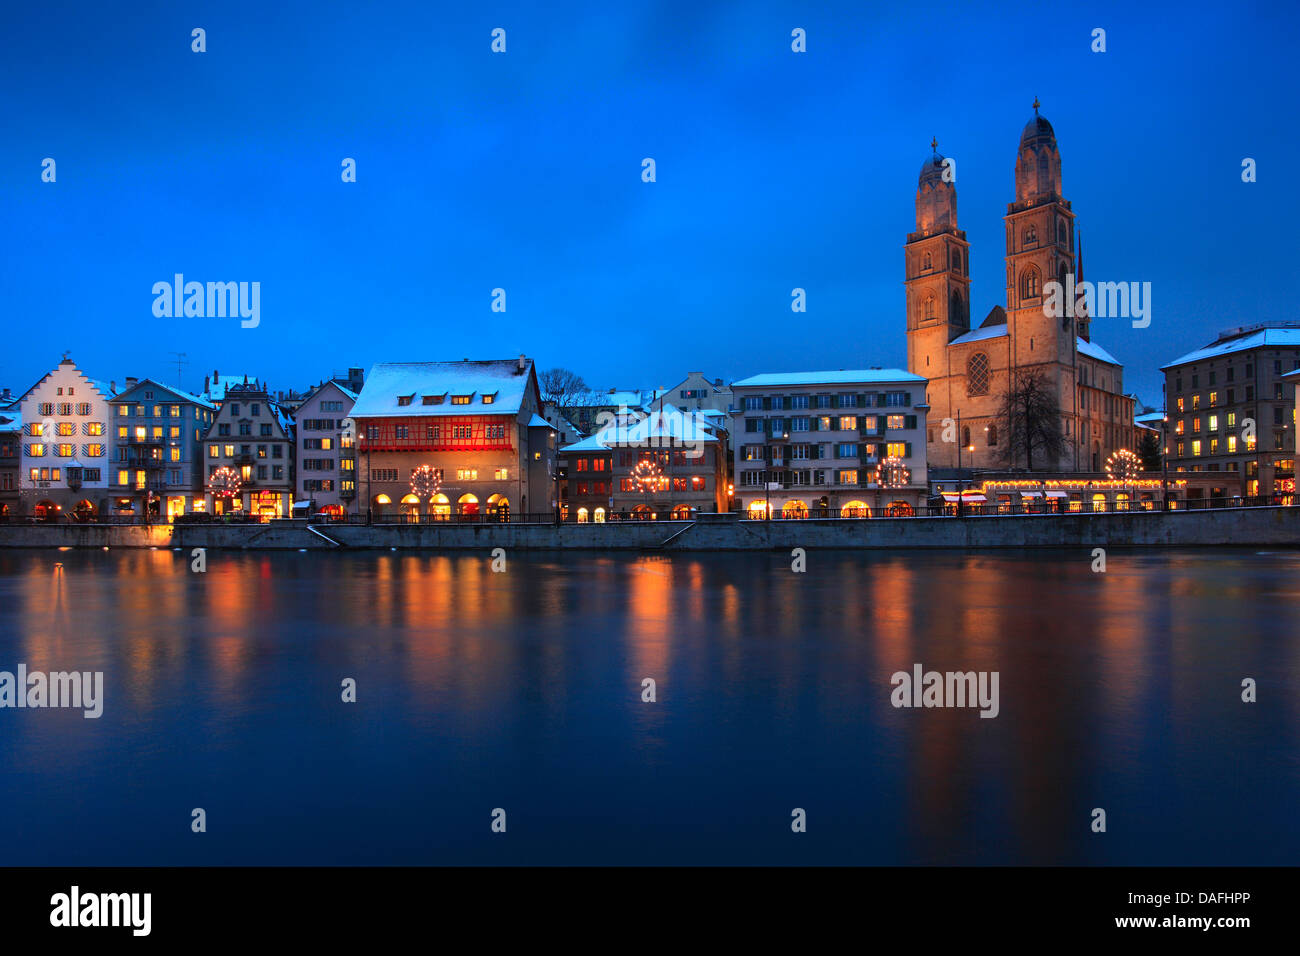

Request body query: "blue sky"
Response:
[1, 0, 1296, 409]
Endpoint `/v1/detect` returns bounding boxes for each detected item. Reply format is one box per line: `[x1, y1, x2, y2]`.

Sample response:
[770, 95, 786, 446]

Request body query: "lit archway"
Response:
[457, 493, 479, 515]
[34, 500, 59, 521]
[1115, 493, 1130, 511]
[781, 500, 808, 519]
[401, 493, 421, 522]
[577, 507, 589, 523]
[632, 504, 651, 519]
[373, 493, 391, 518]
[486, 494, 510, 521]
[841, 499, 870, 518]
[1091, 493, 1107, 512]
[885, 500, 914, 517]
[747, 500, 769, 519]
[594, 507, 606, 523]
[73, 499, 97, 519]
[430, 493, 450, 519]
[671, 504, 692, 519]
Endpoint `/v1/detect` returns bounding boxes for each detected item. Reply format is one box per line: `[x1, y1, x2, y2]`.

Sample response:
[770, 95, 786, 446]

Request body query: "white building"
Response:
[730, 368, 930, 517]
[18, 357, 117, 520]
[293, 380, 360, 516]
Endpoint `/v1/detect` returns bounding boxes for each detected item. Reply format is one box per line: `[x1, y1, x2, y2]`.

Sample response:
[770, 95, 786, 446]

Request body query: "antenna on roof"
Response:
[169, 352, 189, 390]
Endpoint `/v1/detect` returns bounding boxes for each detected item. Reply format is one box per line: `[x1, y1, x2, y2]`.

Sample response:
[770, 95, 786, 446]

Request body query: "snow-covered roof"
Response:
[1077, 338, 1121, 365]
[950, 326, 1008, 346]
[561, 404, 719, 451]
[1161, 328, 1300, 369]
[88, 379, 116, 399]
[206, 375, 258, 401]
[732, 368, 924, 388]
[526, 413, 551, 428]
[1134, 411, 1165, 424]
[112, 379, 214, 409]
[297, 379, 359, 411]
[0, 409, 21, 431]
[351, 359, 535, 418]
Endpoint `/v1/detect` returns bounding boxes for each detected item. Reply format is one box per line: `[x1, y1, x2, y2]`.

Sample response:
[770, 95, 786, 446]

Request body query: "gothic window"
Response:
[962, 426, 971, 448]
[951, 249, 961, 273]
[922, 251, 932, 271]
[1057, 220, 1067, 245]
[987, 424, 998, 446]
[1023, 225, 1037, 247]
[950, 290, 965, 326]
[1020, 267, 1040, 301]
[924, 295, 935, 320]
[967, 352, 990, 396]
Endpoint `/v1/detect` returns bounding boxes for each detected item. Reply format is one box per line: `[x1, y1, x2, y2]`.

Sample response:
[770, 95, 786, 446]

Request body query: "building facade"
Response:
[107, 379, 216, 519]
[350, 357, 554, 520]
[0, 403, 19, 518]
[293, 380, 359, 516]
[661, 372, 733, 414]
[906, 104, 1134, 472]
[17, 358, 116, 520]
[557, 432, 614, 522]
[730, 370, 929, 517]
[201, 381, 295, 518]
[1161, 324, 1300, 498]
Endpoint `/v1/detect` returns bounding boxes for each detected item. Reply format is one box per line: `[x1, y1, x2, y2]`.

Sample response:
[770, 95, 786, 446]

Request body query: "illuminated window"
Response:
[1208, 415, 1218, 431]
[886, 414, 906, 430]
[838, 416, 856, 431]
[457, 468, 478, 480]
[1175, 419, 1184, 436]
[118, 469, 129, 486]
[494, 468, 508, 480]
[57, 422, 74, 436]
[1209, 391, 1217, 406]
[886, 442, 907, 458]
[839, 469, 858, 485]
[30, 423, 44, 437]
[57, 443, 73, 457]
[30, 444, 45, 457]
[451, 395, 472, 405]
[1192, 440, 1202, 456]
[482, 394, 495, 404]
[1176, 397, 1184, 412]
[1227, 435, 1237, 453]
[87, 444, 104, 457]
[1192, 394, 1200, 409]
[87, 422, 103, 436]
[171, 447, 181, 462]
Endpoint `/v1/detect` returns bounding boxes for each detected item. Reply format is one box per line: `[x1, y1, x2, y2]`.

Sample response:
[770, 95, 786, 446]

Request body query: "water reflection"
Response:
[0, 547, 1296, 865]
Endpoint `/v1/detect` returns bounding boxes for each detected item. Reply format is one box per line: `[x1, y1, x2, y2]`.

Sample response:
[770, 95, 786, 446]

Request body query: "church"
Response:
[904, 101, 1134, 472]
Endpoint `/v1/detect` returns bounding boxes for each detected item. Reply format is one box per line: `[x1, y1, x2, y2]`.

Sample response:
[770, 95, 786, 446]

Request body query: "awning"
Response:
[292, 500, 312, 509]
[1045, 490, 1068, 498]
[941, 492, 960, 502]
[963, 493, 987, 503]
[1020, 491, 1043, 498]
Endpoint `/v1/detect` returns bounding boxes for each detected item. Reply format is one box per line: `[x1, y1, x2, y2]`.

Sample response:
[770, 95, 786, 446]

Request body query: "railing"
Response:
[1, 496, 1287, 525]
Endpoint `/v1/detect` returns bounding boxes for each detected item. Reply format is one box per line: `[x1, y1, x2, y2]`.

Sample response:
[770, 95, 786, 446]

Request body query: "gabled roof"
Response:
[1161, 328, 1300, 369]
[732, 368, 924, 388]
[351, 359, 537, 418]
[560, 403, 719, 451]
[14, 361, 117, 407]
[206, 374, 259, 401]
[950, 325, 1007, 346]
[111, 378, 215, 409]
[1076, 338, 1121, 366]
[294, 379, 359, 415]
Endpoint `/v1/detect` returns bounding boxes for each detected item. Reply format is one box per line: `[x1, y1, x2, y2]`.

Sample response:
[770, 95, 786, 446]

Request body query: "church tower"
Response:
[1003, 99, 1080, 371]
[905, 142, 971, 385]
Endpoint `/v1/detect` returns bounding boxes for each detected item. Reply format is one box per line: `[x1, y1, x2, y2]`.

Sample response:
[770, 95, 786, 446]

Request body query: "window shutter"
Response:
[830, 395, 839, 409]
[906, 415, 917, 429]
[810, 417, 819, 432]
[905, 442, 913, 457]
[762, 397, 772, 411]
[857, 415, 865, 432]
[783, 396, 792, 410]
[833, 469, 841, 483]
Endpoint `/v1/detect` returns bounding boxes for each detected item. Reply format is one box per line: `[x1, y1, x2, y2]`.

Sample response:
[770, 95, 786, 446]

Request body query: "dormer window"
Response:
[451, 395, 472, 405]
[397, 394, 414, 406]
[422, 394, 445, 406]
[481, 393, 496, 404]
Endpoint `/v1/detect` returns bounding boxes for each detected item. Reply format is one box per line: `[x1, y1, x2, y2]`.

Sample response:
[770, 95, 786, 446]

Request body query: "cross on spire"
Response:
[930, 136, 938, 153]
[1032, 96, 1040, 115]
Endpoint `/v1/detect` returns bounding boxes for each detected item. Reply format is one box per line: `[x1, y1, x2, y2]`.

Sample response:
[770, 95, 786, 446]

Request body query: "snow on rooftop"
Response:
[1076, 338, 1121, 365]
[949, 326, 1008, 346]
[1161, 328, 1300, 369]
[351, 359, 534, 418]
[731, 368, 924, 388]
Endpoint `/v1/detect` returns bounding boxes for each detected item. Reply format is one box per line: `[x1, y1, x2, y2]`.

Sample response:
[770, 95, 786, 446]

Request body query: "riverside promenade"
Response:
[0, 506, 1296, 550]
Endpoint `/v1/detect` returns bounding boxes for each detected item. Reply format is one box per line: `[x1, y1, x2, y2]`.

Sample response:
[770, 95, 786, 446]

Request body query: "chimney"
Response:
[518, 353, 526, 371]
[125, 376, 138, 389]
[110, 380, 116, 394]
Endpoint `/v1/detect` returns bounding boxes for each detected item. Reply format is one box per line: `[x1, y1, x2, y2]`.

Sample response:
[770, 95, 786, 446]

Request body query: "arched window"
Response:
[1020, 267, 1040, 300]
[1023, 225, 1037, 246]
[1057, 220, 1067, 245]
[922, 251, 933, 271]
[962, 426, 971, 448]
[951, 249, 961, 273]
[987, 424, 998, 446]
[924, 295, 935, 320]
[967, 352, 990, 396]
[950, 290, 965, 325]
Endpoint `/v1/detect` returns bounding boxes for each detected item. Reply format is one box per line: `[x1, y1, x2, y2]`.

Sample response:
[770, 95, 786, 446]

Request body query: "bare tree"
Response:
[997, 368, 1066, 471]
[538, 368, 592, 409]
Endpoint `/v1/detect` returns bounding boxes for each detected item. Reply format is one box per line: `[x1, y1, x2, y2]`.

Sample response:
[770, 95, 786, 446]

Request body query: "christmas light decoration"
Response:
[208, 466, 241, 498]
[630, 457, 665, 493]
[1105, 448, 1142, 482]
[875, 456, 911, 489]
[410, 464, 442, 499]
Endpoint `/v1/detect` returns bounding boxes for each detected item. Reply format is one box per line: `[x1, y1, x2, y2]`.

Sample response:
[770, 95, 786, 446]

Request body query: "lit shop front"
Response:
[973, 479, 1190, 513]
